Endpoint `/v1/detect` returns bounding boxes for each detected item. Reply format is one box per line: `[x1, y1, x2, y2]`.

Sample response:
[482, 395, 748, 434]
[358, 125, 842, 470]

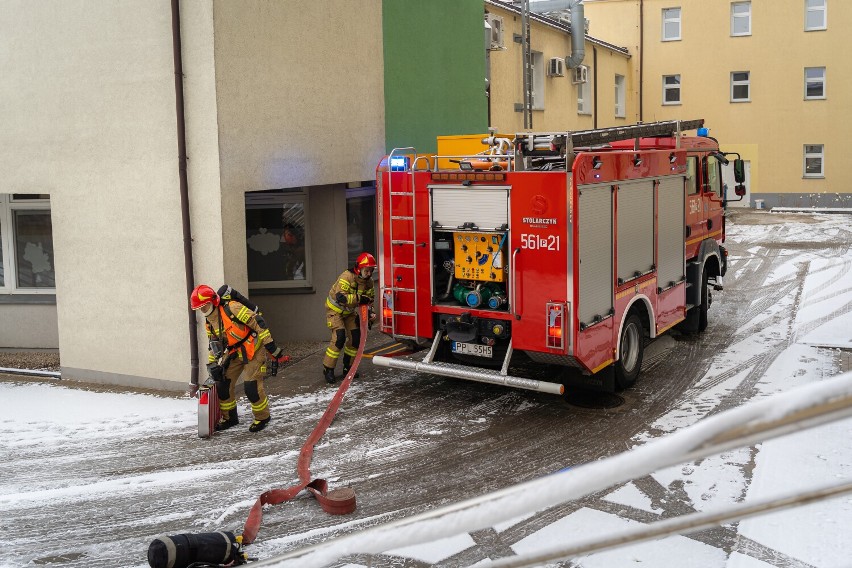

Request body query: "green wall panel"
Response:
[382, 0, 487, 154]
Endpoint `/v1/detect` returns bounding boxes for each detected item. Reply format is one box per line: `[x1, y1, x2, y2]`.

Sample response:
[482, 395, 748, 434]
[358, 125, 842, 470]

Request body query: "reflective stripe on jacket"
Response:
[326, 269, 375, 316]
[205, 301, 271, 361]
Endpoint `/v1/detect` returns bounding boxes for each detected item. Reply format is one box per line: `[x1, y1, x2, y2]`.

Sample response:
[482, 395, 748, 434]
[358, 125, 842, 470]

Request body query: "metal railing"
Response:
[253, 371, 852, 568]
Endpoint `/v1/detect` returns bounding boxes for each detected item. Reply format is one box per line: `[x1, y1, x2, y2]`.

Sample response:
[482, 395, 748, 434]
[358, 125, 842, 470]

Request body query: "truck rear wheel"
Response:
[614, 313, 644, 390]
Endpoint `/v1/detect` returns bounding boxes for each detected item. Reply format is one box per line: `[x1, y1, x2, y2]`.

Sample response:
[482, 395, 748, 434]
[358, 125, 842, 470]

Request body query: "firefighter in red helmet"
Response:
[190, 284, 287, 433]
[322, 252, 377, 383]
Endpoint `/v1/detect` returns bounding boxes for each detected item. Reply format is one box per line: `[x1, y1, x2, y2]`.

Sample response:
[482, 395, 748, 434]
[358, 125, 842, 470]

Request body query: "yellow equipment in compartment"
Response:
[453, 232, 505, 282]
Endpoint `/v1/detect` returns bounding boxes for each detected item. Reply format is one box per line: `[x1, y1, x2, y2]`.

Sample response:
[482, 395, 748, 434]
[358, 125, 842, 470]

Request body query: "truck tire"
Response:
[614, 313, 644, 390]
[698, 268, 710, 332]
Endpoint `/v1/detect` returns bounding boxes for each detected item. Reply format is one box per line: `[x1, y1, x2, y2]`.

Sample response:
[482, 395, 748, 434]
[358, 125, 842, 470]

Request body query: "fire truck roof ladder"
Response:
[514, 119, 705, 165]
[386, 147, 420, 341]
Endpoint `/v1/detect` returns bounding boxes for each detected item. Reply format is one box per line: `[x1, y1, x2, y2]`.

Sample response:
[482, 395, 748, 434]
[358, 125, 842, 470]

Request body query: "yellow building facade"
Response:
[583, 0, 852, 208]
[485, 1, 634, 134]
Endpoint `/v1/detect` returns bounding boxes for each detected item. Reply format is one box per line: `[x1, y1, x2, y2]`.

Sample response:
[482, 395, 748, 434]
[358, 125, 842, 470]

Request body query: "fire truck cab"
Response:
[373, 120, 746, 396]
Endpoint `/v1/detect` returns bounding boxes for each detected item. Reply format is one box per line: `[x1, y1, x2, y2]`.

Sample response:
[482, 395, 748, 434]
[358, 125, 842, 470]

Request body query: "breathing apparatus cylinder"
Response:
[147, 531, 245, 568]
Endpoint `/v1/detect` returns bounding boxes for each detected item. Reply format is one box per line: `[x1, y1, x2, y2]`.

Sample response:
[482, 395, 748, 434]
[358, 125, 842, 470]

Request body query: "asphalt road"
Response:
[3, 209, 851, 568]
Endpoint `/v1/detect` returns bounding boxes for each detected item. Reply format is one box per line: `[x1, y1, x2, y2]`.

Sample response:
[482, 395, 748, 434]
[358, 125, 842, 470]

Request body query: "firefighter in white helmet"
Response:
[322, 252, 377, 383]
[190, 284, 287, 433]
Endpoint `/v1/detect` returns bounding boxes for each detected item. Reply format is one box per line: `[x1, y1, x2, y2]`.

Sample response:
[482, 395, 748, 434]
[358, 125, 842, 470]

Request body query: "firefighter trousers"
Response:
[217, 352, 270, 421]
[323, 309, 359, 370]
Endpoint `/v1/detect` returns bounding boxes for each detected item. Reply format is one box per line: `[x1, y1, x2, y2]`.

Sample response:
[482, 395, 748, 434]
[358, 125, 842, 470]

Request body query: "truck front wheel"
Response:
[698, 268, 710, 332]
[614, 313, 645, 390]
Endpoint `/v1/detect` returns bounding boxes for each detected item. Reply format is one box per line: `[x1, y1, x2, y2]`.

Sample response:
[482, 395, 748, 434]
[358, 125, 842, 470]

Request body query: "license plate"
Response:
[452, 341, 493, 358]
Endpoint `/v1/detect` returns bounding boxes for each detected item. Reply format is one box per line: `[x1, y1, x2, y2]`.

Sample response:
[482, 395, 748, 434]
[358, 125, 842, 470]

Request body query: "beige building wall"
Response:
[486, 4, 632, 133]
[1, 0, 194, 388]
[209, 0, 386, 345]
[584, 0, 852, 205]
[1, 0, 385, 390]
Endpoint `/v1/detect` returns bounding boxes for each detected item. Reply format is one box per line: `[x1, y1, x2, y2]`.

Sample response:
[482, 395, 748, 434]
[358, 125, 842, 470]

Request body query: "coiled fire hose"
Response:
[241, 304, 369, 544]
[148, 307, 368, 567]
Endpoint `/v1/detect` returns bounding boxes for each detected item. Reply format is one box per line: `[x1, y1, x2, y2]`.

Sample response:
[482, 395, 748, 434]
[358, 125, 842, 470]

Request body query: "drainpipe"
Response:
[529, 0, 585, 69]
[639, 0, 644, 121]
[593, 46, 598, 129]
[171, 0, 199, 387]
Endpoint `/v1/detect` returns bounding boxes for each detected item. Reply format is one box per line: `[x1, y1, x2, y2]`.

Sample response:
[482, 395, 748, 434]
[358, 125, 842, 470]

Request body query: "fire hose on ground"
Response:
[148, 305, 369, 568]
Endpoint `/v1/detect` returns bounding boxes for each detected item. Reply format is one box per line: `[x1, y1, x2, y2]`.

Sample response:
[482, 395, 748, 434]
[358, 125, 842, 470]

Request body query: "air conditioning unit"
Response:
[486, 14, 505, 50]
[547, 57, 565, 77]
[571, 64, 589, 84]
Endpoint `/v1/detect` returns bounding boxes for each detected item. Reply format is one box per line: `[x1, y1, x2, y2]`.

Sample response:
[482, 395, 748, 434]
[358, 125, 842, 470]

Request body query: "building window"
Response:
[531, 51, 545, 110]
[346, 184, 377, 268]
[662, 7, 681, 41]
[245, 190, 310, 288]
[663, 74, 681, 104]
[805, 0, 826, 31]
[577, 80, 590, 114]
[805, 67, 826, 99]
[615, 74, 626, 118]
[0, 194, 55, 293]
[804, 144, 824, 178]
[731, 2, 751, 36]
[731, 71, 750, 102]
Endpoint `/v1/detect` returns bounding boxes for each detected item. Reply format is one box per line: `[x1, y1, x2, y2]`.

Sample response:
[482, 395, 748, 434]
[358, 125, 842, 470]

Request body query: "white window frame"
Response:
[805, 0, 827, 31]
[731, 71, 750, 102]
[531, 51, 545, 110]
[0, 194, 55, 294]
[245, 189, 312, 289]
[804, 67, 826, 100]
[577, 79, 591, 115]
[731, 1, 752, 36]
[663, 74, 681, 105]
[615, 74, 626, 118]
[662, 7, 681, 41]
[803, 144, 825, 178]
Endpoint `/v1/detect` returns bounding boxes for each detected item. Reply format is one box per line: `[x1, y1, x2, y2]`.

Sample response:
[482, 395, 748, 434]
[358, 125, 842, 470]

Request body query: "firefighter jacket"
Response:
[204, 300, 273, 364]
[326, 269, 375, 316]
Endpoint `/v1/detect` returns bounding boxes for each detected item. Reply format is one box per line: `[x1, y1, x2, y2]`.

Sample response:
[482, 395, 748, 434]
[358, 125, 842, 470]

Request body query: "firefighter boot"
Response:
[215, 409, 239, 431]
[341, 355, 360, 379]
[323, 366, 336, 384]
[249, 417, 271, 433]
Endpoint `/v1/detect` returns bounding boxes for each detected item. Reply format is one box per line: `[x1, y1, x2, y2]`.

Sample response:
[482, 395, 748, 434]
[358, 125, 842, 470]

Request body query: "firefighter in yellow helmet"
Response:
[190, 284, 287, 433]
[322, 252, 377, 383]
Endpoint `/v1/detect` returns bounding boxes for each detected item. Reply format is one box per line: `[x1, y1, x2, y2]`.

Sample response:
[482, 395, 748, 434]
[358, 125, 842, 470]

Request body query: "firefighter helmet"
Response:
[355, 252, 377, 270]
[190, 284, 220, 310]
[354, 252, 377, 279]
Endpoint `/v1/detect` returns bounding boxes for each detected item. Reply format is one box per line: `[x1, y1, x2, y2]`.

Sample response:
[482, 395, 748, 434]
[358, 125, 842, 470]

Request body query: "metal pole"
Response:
[521, 0, 532, 129]
[486, 481, 852, 567]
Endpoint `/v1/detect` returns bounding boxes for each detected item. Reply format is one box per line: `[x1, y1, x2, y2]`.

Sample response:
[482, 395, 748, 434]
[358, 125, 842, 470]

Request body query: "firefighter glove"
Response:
[208, 363, 224, 382]
[359, 294, 372, 305]
[267, 359, 279, 378]
[187, 382, 199, 398]
[335, 292, 347, 305]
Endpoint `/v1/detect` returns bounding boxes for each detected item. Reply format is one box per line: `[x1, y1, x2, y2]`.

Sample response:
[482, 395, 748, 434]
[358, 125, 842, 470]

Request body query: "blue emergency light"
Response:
[389, 156, 409, 172]
[697, 127, 709, 137]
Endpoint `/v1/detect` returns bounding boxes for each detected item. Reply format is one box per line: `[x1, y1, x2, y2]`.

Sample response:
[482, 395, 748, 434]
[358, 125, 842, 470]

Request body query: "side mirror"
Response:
[735, 184, 746, 197]
[734, 159, 746, 183]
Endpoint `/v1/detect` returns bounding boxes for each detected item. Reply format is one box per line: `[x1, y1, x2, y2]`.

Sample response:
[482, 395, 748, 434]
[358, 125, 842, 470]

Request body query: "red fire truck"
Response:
[372, 120, 746, 395]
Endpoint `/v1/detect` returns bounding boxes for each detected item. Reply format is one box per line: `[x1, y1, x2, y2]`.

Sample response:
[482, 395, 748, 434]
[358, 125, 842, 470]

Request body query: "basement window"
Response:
[0, 194, 55, 293]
